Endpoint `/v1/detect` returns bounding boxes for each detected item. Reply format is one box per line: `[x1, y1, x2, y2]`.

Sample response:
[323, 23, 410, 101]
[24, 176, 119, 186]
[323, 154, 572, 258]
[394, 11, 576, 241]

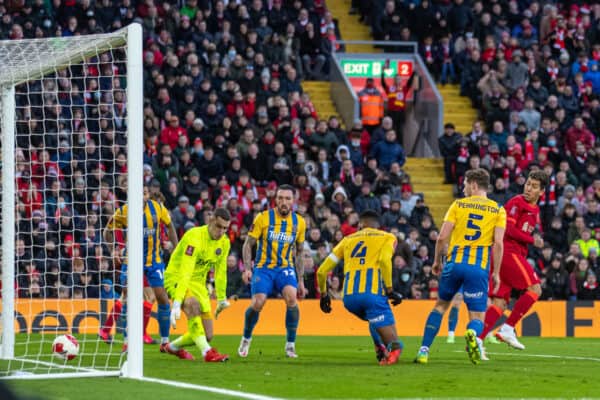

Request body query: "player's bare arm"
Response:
[433, 221, 454, 275]
[492, 226, 506, 295]
[103, 216, 115, 253]
[242, 236, 257, 284]
[166, 221, 179, 249]
[293, 245, 307, 299]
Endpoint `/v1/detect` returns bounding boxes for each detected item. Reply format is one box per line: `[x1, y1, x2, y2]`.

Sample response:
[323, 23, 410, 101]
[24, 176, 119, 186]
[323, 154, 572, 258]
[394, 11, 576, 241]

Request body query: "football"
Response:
[52, 334, 79, 361]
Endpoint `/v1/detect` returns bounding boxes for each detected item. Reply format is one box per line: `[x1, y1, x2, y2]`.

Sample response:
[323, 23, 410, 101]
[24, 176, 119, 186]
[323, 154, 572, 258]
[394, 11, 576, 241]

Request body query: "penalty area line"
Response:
[452, 350, 600, 362]
[136, 376, 287, 400]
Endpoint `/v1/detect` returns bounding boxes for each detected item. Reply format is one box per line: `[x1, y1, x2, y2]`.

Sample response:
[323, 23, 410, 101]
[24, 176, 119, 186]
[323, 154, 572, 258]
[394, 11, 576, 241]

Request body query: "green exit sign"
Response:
[341, 60, 413, 77]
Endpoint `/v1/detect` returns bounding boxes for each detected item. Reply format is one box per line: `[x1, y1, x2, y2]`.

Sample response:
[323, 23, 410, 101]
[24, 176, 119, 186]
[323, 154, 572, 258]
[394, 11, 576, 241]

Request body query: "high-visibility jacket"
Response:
[358, 90, 384, 126]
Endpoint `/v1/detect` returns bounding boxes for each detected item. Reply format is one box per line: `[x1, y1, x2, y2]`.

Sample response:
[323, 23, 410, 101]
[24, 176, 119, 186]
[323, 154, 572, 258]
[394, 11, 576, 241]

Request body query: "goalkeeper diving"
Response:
[317, 210, 404, 365]
[162, 207, 232, 362]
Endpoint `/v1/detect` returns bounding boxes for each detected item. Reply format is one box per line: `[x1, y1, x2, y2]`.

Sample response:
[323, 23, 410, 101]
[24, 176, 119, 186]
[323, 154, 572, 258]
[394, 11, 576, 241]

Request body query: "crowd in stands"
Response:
[361, 0, 600, 300]
[9, 0, 600, 302]
[7, 0, 436, 303]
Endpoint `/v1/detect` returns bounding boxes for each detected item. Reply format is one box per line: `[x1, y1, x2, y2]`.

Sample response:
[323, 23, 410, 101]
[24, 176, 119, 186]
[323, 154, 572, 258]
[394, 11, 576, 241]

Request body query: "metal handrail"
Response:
[334, 40, 418, 54]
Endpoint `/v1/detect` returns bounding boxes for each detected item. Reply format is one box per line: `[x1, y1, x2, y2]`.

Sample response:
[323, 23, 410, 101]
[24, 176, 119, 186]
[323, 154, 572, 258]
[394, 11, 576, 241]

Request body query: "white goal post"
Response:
[0, 23, 143, 379]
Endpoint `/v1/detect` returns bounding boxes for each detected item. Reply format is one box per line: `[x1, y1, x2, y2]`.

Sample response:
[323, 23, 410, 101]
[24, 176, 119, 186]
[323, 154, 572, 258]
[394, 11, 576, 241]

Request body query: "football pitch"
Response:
[5, 336, 600, 399]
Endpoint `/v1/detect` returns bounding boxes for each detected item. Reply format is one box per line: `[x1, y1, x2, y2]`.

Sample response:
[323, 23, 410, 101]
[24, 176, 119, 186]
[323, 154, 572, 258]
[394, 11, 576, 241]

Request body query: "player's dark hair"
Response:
[276, 184, 296, 195]
[213, 207, 231, 221]
[528, 170, 549, 189]
[464, 168, 490, 190]
[359, 210, 381, 228]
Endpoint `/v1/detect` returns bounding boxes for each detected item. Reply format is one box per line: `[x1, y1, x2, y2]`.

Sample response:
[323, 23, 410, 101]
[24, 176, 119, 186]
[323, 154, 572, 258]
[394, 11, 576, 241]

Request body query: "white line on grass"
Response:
[452, 350, 600, 362]
[137, 376, 287, 400]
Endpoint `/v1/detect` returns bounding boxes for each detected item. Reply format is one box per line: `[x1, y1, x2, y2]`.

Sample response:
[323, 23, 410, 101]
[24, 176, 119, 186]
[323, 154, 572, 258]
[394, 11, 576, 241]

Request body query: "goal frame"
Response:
[0, 23, 144, 379]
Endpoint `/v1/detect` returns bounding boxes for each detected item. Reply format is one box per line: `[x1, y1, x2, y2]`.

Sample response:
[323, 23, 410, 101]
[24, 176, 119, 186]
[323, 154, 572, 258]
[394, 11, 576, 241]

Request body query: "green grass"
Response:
[5, 336, 600, 399]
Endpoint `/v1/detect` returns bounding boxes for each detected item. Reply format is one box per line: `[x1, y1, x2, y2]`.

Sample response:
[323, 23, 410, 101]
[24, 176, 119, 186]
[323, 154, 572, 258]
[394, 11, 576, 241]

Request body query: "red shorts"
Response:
[490, 251, 540, 302]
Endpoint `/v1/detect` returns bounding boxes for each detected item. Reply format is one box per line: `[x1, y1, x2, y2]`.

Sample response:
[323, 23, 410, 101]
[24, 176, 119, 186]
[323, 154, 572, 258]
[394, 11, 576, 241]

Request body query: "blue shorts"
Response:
[438, 262, 488, 312]
[120, 263, 165, 288]
[343, 293, 395, 329]
[251, 267, 297, 296]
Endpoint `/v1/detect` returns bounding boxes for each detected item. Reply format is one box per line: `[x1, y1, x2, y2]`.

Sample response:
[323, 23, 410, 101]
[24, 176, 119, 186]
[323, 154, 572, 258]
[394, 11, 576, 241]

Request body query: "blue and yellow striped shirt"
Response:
[249, 209, 306, 269]
[444, 196, 506, 269]
[107, 200, 172, 267]
[327, 228, 396, 296]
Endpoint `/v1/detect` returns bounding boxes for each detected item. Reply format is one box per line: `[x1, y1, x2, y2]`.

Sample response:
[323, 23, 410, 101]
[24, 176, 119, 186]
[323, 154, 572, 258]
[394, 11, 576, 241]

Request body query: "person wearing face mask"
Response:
[358, 78, 385, 134]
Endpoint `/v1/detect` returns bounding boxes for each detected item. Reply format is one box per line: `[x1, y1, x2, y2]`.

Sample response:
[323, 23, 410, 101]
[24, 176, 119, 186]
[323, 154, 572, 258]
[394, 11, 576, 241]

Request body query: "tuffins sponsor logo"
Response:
[267, 229, 294, 243]
[143, 228, 156, 237]
[463, 291, 484, 299]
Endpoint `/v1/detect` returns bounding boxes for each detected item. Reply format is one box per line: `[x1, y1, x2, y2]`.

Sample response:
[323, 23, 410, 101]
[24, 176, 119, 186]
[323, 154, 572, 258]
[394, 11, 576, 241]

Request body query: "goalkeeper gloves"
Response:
[170, 301, 181, 328]
[320, 294, 332, 313]
[386, 291, 403, 306]
[214, 300, 230, 320]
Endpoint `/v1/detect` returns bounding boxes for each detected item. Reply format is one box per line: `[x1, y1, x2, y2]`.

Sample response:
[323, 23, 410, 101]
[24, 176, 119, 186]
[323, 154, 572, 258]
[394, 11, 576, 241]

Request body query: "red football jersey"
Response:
[503, 195, 539, 257]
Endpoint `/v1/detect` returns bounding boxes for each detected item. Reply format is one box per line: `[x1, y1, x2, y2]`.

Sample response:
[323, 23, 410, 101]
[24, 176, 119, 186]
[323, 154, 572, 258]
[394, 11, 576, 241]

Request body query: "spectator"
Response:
[357, 78, 384, 133]
[439, 123, 462, 183]
[578, 271, 600, 300]
[369, 130, 405, 170]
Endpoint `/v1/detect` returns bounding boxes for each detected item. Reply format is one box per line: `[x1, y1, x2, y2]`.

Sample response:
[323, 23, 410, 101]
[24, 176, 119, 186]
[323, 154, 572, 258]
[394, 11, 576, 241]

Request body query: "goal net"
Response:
[0, 24, 144, 379]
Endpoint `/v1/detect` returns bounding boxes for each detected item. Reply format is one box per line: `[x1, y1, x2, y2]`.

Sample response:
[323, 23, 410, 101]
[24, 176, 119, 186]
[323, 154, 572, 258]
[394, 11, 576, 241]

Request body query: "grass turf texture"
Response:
[5, 336, 600, 399]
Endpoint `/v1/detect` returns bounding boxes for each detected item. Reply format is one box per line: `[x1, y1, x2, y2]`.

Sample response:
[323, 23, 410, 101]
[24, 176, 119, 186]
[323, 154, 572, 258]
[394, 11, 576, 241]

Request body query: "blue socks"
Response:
[285, 305, 299, 343]
[369, 323, 383, 347]
[421, 309, 443, 348]
[243, 307, 260, 339]
[157, 303, 171, 339]
[448, 306, 459, 333]
[466, 318, 484, 337]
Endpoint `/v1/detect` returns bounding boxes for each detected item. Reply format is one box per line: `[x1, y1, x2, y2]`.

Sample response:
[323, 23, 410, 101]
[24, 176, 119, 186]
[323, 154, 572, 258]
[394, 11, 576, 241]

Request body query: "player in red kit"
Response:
[478, 170, 548, 355]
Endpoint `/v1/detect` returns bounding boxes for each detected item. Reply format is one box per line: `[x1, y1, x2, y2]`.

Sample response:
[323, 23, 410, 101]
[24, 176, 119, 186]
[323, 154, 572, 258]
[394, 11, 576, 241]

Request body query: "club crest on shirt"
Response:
[216, 248, 222, 255]
[185, 245, 194, 256]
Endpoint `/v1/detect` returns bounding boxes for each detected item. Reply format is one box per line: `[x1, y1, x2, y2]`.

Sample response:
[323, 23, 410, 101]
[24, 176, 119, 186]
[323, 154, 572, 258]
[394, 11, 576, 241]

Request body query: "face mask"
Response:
[351, 140, 361, 147]
[228, 50, 236, 58]
[548, 139, 557, 147]
[401, 273, 410, 282]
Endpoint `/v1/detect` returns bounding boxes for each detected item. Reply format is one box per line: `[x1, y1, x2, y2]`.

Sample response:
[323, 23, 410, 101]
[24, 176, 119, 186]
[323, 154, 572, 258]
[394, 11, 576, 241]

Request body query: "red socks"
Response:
[479, 304, 503, 340]
[505, 291, 539, 327]
[143, 301, 153, 335]
[102, 299, 123, 332]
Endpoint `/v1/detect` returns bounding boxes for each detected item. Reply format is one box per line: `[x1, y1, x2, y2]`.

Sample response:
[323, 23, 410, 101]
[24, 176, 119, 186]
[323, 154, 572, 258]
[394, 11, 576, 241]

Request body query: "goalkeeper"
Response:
[317, 210, 404, 365]
[162, 208, 232, 362]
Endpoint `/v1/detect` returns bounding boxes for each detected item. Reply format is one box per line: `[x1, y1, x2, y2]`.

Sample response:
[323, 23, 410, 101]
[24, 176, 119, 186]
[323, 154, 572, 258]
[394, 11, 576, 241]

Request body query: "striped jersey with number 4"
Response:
[444, 196, 507, 269]
[330, 228, 397, 296]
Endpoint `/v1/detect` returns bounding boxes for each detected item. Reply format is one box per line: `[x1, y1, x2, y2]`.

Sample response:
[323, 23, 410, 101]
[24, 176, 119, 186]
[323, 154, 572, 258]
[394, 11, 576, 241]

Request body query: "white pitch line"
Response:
[137, 376, 287, 400]
[452, 350, 600, 362]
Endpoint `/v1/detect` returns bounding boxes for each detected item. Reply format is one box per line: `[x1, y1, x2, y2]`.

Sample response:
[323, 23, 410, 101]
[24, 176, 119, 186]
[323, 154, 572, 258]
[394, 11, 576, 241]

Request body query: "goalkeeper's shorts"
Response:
[165, 278, 212, 318]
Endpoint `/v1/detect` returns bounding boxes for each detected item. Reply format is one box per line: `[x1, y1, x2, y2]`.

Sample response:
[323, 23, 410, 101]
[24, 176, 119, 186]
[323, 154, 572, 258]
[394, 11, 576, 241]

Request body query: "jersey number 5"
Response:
[464, 213, 483, 241]
[351, 241, 367, 265]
